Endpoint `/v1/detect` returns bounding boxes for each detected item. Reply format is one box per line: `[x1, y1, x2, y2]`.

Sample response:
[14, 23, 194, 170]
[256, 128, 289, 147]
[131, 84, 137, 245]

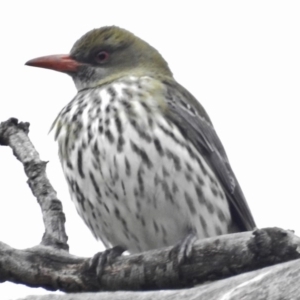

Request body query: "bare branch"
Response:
[18, 258, 300, 300]
[0, 228, 299, 292]
[0, 118, 68, 250]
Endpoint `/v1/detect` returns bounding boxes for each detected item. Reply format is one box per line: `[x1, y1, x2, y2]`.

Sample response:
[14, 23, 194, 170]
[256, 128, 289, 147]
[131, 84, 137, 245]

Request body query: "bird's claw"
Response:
[89, 245, 126, 279]
[169, 230, 197, 265]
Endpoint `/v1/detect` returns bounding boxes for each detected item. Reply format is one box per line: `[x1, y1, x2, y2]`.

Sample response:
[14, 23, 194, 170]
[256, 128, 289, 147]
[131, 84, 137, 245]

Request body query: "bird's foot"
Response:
[169, 230, 197, 265]
[89, 245, 126, 279]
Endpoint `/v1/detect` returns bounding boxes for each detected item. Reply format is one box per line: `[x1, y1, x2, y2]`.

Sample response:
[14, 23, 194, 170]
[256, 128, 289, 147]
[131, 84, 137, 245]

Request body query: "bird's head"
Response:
[25, 26, 173, 91]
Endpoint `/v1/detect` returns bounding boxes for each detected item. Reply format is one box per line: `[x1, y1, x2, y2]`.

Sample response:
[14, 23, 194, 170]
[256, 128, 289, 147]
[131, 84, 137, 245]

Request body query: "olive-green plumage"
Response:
[27, 26, 256, 254]
[71, 26, 172, 89]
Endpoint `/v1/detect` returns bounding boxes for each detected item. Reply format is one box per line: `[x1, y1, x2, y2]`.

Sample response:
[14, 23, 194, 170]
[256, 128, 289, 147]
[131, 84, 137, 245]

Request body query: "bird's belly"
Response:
[56, 84, 232, 253]
[60, 114, 232, 253]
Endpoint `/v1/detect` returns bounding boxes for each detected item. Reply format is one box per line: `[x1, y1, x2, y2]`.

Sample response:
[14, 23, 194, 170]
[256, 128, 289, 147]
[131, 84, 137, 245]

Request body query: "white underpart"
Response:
[53, 76, 231, 253]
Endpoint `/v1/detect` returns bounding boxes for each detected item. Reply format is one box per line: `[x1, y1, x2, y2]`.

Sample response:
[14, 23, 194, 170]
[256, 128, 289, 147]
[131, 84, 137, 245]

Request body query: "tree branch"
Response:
[0, 228, 299, 292]
[19, 258, 300, 300]
[0, 118, 68, 250]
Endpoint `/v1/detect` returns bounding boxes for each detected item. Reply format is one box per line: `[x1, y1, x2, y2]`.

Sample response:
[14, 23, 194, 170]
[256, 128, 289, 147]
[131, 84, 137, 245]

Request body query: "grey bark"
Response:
[0, 118, 68, 250]
[19, 258, 300, 300]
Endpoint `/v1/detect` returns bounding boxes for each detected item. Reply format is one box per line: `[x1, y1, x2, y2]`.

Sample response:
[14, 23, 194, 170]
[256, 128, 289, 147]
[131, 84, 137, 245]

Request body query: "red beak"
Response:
[25, 54, 80, 73]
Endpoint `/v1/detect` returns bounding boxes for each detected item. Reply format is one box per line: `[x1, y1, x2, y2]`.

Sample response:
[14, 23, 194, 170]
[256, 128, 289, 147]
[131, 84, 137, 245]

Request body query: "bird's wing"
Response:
[162, 80, 256, 231]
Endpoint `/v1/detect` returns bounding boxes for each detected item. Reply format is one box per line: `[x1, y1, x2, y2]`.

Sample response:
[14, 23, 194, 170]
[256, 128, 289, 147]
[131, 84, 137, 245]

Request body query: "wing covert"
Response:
[163, 80, 256, 231]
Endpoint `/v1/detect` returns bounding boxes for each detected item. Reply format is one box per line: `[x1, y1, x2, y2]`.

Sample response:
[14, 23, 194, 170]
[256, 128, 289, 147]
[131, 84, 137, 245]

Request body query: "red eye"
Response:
[95, 51, 109, 63]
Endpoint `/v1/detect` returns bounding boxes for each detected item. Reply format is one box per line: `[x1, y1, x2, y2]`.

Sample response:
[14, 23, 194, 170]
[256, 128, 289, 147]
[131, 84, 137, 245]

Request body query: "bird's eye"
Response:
[95, 51, 109, 63]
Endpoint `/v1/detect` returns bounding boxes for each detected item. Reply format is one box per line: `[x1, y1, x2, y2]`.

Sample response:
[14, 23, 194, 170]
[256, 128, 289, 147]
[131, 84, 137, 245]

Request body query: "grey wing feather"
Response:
[163, 80, 256, 231]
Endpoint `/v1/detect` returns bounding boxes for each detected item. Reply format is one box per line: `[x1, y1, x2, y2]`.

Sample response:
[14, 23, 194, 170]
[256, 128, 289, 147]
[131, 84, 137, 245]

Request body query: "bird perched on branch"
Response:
[26, 26, 255, 257]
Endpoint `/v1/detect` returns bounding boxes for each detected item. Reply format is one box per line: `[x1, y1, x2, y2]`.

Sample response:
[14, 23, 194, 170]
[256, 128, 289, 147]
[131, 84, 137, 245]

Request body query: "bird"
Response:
[25, 26, 256, 257]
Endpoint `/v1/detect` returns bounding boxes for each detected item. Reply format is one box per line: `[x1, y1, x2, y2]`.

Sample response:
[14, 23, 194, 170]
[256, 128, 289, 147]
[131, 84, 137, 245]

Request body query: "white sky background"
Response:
[0, 1, 299, 299]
